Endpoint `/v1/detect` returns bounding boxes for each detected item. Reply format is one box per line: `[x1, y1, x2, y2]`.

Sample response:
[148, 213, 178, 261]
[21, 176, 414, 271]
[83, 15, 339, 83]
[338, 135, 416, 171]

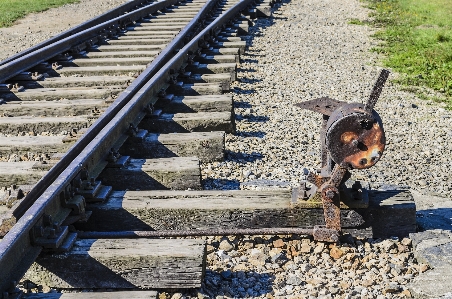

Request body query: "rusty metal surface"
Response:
[320, 184, 341, 231]
[294, 69, 390, 242]
[326, 103, 385, 169]
[312, 226, 340, 243]
[292, 181, 369, 209]
[317, 164, 349, 237]
[365, 69, 390, 112]
[294, 97, 346, 116]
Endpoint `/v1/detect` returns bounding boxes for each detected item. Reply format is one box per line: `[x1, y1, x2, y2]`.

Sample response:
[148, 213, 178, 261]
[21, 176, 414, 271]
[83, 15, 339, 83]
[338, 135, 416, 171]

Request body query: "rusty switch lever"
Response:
[295, 69, 390, 242]
[365, 69, 390, 113]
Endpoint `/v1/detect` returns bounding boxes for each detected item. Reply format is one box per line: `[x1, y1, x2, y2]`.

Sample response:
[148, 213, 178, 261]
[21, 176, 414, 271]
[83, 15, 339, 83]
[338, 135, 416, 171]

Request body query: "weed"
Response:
[349, 18, 365, 25]
[363, 0, 452, 107]
[436, 33, 450, 43]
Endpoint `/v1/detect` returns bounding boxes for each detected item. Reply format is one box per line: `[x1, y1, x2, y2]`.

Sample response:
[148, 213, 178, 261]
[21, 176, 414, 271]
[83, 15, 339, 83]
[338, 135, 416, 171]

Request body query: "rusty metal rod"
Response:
[365, 69, 390, 112]
[77, 228, 315, 239]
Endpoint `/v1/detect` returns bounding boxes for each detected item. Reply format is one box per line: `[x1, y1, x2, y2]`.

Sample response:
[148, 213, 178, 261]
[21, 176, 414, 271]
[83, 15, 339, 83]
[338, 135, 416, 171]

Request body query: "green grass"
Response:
[358, 0, 452, 107]
[0, 0, 79, 27]
[349, 18, 366, 25]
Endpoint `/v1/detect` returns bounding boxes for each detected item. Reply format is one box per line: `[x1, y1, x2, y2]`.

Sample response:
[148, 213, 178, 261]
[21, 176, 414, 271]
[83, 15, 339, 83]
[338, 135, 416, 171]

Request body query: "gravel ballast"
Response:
[202, 0, 452, 198]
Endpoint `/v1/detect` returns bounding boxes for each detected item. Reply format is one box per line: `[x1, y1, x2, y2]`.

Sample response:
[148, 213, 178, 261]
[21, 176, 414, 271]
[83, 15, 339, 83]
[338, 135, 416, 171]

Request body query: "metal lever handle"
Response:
[365, 69, 390, 112]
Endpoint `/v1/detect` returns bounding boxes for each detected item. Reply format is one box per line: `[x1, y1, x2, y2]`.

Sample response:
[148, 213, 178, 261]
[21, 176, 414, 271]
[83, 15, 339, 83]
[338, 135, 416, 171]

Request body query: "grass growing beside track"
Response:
[0, 0, 79, 27]
[356, 0, 452, 108]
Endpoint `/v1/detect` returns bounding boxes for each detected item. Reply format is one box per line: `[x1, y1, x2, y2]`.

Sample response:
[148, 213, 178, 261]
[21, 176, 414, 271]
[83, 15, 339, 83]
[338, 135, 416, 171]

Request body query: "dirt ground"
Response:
[0, 0, 128, 61]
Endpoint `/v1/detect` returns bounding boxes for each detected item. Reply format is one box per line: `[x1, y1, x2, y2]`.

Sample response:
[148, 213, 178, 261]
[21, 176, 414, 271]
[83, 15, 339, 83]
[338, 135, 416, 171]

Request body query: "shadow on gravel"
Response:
[235, 114, 270, 123]
[203, 178, 241, 190]
[234, 101, 252, 108]
[226, 150, 263, 163]
[236, 130, 266, 138]
[238, 77, 262, 84]
[237, 67, 257, 73]
[240, 58, 258, 64]
[416, 208, 452, 232]
[232, 86, 255, 94]
[272, 16, 288, 21]
[200, 270, 275, 298]
[242, 52, 266, 57]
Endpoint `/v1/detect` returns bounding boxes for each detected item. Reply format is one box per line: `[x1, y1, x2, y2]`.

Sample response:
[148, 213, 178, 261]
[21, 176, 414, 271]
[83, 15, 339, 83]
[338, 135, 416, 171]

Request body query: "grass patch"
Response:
[349, 18, 365, 25]
[0, 0, 79, 27]
[361, 0, 452, 107]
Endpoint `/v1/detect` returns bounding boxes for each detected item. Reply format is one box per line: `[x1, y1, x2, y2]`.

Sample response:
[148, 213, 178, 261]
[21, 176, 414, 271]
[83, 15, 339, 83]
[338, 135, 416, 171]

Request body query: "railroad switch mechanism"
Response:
[294, 69, 390, 242]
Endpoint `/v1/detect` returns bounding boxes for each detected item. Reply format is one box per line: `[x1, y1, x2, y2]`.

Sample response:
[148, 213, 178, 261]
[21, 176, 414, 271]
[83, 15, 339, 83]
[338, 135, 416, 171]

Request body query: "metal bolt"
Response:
[325, 190, 335, 199]
[53, 222, 61, 233]
[34, 226, 44, 238]
[48, 228, 56, 239]
[106, 149, 117, 163]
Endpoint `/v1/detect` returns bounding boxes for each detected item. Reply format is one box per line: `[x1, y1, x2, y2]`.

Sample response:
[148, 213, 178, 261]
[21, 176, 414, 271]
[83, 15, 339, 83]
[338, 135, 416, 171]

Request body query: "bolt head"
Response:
[325, 190, 335, 199]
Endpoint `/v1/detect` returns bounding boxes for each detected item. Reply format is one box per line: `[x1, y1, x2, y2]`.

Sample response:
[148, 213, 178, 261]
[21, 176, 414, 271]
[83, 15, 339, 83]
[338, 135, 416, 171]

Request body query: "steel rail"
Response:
[0, 0, 156, 67]
[0, 0, 180, 84]
[11, 0, 214, 221]
[0, 0, 254, 292]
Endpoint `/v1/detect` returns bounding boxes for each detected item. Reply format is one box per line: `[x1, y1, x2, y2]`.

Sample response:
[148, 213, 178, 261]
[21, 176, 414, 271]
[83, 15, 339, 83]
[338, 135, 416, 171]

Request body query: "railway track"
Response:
[0, 0, 417, 296]
[0, 0, 272, 295]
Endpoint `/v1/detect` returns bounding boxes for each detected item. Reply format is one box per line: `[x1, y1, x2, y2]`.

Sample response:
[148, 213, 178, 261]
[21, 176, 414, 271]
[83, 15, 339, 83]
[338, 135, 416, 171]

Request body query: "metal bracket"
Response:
[61, 187, 86, 216]
[292, 179, 369, 209]
[0, 185, 24, 208]
[127, 123, 147, 142]
[30, 214, 69, 249]
[71, 170, 112, 202]
[144, 103, 154, 115]
[0, 83, 24, 93]
[106, 148, 129, 168]
[313, 226, 340, 242]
